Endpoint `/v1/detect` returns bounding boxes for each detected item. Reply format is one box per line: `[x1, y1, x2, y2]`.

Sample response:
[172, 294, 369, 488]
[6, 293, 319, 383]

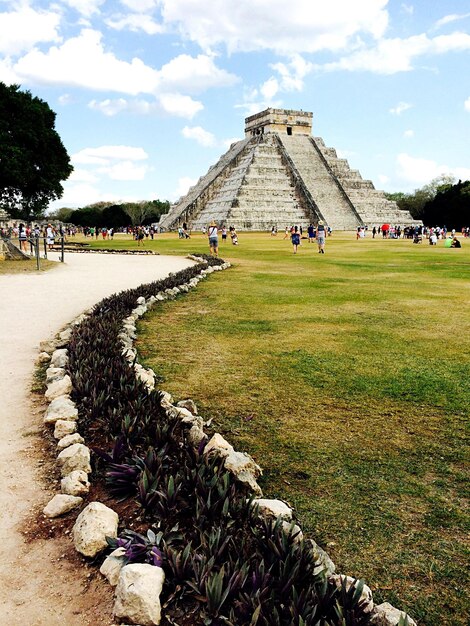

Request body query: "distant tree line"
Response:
[386, 175, 470, 228]
[49, 200, 170, 228]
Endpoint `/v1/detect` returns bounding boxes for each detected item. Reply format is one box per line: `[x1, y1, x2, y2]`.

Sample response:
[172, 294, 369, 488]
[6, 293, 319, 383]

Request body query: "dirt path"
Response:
[0, 252, 193, 625]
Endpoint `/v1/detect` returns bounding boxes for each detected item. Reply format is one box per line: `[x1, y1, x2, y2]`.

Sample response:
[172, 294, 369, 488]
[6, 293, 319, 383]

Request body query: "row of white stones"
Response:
[38, 257, 416, 626]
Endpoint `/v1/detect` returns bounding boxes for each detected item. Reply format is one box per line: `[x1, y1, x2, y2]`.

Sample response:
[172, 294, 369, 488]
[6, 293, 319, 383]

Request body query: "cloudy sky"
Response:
[1, 0, 469, 209]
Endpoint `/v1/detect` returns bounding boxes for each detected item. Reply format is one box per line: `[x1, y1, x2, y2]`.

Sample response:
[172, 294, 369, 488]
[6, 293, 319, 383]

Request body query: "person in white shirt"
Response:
[208, 220, 219, 256]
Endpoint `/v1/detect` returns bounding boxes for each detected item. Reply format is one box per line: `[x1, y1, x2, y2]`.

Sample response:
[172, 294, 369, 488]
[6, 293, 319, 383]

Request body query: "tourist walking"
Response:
[291, 225, 300, 254]
[18, 223, 28, 252]
[208, 220, 219, 256]
[46, 224, 55, 250]
[316, 221, 327, 253]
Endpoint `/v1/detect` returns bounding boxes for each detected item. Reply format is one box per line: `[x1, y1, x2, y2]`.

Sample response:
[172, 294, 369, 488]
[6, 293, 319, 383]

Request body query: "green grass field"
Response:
[88, 231, 469, 624]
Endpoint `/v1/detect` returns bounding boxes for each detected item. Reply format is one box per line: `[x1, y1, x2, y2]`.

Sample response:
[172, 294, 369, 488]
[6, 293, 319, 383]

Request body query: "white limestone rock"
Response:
[224, 450, 263, 495]
[136, 296, 146, 305]
[122, 348, 137, 363]
[37, 351, 51, 364]
[44, 395, 78, 424]
[57, 443, 91, 476]
[39, 339, 57, 354]
[204, 433, 234, 457]
[73, 502, 119, 557]
[160, 391, 173, 408]
[56, 328, 72, 347]
[114, 563, 165, 626]
[307, 539, 336, 576]
[71, 313, 88, 326]
[253, 498, 293, 521]
[177, 399, 198, 415]
[370, 603, 417, 626]
[100, 547, 127, 586]
[329, 575, 374, 614]
[43, 494, 83, 518]
[61, 470, 90, 496]
[46, 366, 66, 383]
[51, 348, 68, 368]
[57, 432, 85, 451]
[54, 419, 77, 439]
[45, 374, 72, 401]
[281, 521, 304, 543]
[188, 424, 206, 446]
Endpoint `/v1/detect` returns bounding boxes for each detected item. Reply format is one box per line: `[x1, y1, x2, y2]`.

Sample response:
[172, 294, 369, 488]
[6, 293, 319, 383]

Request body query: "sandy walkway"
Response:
[0, 252, 193, 625]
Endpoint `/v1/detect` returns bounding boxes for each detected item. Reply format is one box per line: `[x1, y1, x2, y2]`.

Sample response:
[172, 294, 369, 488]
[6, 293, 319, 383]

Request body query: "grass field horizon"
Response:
[85, 231, 468, 623]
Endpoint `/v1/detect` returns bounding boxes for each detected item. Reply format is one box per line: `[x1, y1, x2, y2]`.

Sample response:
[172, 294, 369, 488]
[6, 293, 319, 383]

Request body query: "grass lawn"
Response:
[87, 231, 469, 625]
[0, 257, 58, 274]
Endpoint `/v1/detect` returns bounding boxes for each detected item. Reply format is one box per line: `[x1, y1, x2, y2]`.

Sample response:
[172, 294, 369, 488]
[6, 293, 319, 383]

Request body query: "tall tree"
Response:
[0, 83, 73, 220]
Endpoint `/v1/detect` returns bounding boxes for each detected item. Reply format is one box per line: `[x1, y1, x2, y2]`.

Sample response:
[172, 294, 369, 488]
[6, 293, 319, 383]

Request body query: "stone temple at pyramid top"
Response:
[245, 108, 313, 137]
[158, 107, 419, 231]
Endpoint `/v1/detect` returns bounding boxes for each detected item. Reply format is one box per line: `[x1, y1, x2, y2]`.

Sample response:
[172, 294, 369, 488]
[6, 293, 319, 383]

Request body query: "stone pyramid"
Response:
[159, 108, 417, 231]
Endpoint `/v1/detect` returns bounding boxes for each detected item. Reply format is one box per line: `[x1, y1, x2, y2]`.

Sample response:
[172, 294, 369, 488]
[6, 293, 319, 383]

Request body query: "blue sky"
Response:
[1, 0, 469, 210]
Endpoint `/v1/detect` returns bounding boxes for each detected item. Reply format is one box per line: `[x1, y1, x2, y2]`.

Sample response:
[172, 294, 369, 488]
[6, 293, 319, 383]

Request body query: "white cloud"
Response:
[434, 13, 470, 31]
[465, 97, 470, 112]
[105, 13, 163, 35]
[260, 78, 279, 100]
[69, 168, 99, 183]
[157, 54, 238, 94]
[88, 94, 203, 118]
[270, 54, 312, 92]
[58, 93, 73, 105]
[14, 29, 159, 94]
[0, 6, 61, 56]
[222, 136, 243, 150]
[396, 153, 470, 186]
[9, 30, 236, 109]
[378, 174, 390, 185]
[390, 101, 412, 115]
[181, 126, 216, 147]
[97, 160, 150, 181]
[72, 145, 148, 165]
[403, 129, 414, 138]
[50, 182, 113, 208]
[401, 4, 414, 16]
[62, 0, 105, 18]
[160, 0, 389, 54]
[159, 93, 204, 118]
[120, 0, 159, 11]
[172, 176, 198, 201]
[321, 32, 470, 74]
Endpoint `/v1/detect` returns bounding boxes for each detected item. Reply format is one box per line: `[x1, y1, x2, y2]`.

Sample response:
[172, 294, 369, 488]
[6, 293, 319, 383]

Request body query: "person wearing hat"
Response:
[316, 220, 327, 253]
[208, 220, 219, 256]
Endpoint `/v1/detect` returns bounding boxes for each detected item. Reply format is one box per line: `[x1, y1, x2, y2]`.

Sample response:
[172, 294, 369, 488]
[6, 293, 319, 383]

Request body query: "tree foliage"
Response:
[421, 179, 470, 229]
[66, 199, 170, 228]
[0, 83, 73, 220]
[385, 174, 456, 219]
